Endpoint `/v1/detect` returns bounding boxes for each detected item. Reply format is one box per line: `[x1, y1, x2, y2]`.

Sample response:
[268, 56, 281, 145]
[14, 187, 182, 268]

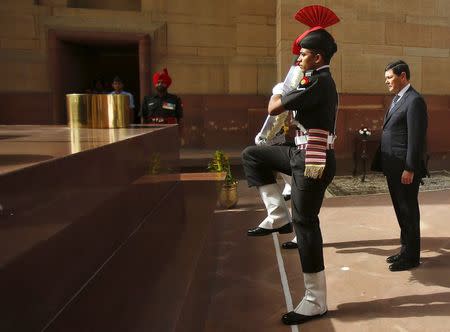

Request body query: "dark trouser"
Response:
[241, 145, 336, 273]
[386, 174, 421, 262]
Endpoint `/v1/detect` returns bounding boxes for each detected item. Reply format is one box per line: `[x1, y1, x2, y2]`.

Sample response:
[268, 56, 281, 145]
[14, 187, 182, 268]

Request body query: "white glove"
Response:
[272, 82, 285, 96]
[254, 132, 265, 145]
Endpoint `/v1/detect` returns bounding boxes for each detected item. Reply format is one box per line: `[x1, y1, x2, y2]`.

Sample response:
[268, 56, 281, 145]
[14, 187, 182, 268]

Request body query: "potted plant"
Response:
[207, 150, 238, 208]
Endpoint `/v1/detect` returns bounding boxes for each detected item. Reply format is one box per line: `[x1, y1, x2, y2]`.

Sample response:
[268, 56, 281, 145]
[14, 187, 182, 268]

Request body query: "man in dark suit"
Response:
[372, 60, 428, 272]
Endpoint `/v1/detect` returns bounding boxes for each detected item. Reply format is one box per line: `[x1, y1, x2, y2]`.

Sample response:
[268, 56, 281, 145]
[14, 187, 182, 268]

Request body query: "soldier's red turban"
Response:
[152, 68, 172, 88]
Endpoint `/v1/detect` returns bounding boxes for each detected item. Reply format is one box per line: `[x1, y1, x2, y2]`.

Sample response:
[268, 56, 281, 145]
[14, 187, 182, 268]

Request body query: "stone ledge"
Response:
[180, 148, 243, 168]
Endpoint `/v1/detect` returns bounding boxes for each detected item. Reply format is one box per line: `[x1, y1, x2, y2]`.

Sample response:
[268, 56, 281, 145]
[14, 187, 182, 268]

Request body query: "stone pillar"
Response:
[47, 30, 63, 124]
[139, 35, 151, 107]
[276, 0, 301, 81]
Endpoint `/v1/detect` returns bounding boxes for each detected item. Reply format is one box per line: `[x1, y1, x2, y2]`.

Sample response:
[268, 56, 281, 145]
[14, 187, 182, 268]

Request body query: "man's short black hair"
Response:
[385, 60, 410, 80]
[113, 76, 123, 83]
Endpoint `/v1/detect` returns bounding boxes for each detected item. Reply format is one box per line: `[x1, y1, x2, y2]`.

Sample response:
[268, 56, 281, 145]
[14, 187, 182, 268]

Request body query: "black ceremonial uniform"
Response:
[242, 66, 337, 273]
[140, 93, 183, 124]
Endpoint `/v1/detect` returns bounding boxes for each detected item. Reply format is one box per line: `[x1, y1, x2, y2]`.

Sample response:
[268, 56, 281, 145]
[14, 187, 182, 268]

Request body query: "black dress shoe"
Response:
[389, 259, 420, 272]
[283, 194, 291, 201]
[247, 223, 293, 236]
[281, 241, 298, 249]
[386, 253, 403, 263]
[281, 311, 327, 325]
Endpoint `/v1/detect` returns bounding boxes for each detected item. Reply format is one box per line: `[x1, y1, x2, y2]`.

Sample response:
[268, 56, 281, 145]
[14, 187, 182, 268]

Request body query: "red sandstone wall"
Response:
[180, 95, 269, 150]
[179, 93, 450, 171]
[0, 93, 53, 124]
[1, 93, 449, 171]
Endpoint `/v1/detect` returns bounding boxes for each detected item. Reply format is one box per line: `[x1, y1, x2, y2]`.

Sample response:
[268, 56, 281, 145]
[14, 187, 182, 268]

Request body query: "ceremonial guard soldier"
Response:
[241, 5, 340, 325]
[140, 68, 183, 125]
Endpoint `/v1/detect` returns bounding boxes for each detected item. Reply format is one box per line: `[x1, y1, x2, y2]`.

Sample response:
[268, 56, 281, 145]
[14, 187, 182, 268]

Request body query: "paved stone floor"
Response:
[202, 181, 450, 332]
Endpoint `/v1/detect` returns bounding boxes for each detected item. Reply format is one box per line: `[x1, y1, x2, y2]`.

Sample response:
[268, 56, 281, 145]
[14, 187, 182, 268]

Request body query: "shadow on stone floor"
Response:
[325, 237, 450, 288]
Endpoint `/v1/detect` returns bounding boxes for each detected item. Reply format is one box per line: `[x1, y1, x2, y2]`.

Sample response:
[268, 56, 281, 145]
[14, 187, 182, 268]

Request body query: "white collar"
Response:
[316, 65, 330, 71]
[397, 83, 411, 99]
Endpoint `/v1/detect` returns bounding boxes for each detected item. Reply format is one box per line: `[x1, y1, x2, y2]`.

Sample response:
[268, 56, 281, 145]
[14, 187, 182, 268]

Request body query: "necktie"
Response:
[388, 94, 400, 115]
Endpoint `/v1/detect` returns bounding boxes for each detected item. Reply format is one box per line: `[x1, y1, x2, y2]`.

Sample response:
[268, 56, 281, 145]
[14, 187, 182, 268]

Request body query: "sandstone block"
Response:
[422, 57, 450, 95]
[404, 47, 449, 58]
[0, 39, 40, 50]
[0, 15, 35, 38]
[431, 26, 450, 49]
[160, 63, 227, 94]
[236, 23, 275, 48]
[168, 23, 235, 48]
[237, 0, 276, 17]
[386, 22, 432, 48]
[257, 63, 276, 94]
[228, 64, 258, 94]
[334, 20, 385, 44]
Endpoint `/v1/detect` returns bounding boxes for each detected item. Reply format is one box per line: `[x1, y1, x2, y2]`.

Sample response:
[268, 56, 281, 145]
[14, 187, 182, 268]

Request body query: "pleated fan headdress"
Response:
[291, 5, 340, 59]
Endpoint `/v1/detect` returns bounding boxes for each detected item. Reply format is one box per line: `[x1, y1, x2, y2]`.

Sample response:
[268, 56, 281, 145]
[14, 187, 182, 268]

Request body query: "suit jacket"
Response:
[371, 86, 428, 177]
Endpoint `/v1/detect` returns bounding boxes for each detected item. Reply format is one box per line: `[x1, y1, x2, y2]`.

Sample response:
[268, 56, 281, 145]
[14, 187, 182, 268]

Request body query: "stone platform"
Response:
[0, 125, 222, 331]
[1, 125, 449, 332]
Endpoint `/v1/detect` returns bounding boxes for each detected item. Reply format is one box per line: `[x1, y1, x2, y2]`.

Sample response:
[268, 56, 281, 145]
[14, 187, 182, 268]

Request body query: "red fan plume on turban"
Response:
[152, 68, 172, 88]
[292, 5, 340, 55]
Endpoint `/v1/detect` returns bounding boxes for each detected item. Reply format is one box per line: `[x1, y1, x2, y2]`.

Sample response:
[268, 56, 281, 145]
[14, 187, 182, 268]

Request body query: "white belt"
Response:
[294, 134, 336, 146]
